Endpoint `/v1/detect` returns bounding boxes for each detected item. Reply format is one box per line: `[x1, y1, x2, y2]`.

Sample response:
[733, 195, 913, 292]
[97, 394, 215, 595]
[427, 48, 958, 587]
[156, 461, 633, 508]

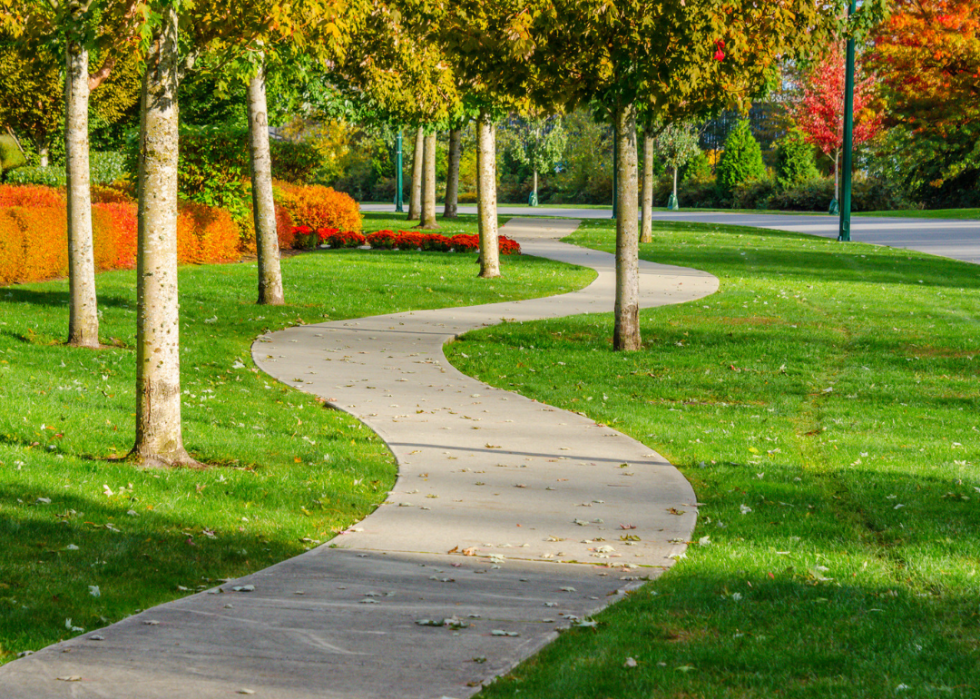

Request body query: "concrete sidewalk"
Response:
[362, 204, 980, 265]
[0, 218, 718, 699]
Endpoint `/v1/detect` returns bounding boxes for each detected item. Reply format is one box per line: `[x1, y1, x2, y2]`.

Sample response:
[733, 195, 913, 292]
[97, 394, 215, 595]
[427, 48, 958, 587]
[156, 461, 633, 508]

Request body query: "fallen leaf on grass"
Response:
[624, 657, 638, 668]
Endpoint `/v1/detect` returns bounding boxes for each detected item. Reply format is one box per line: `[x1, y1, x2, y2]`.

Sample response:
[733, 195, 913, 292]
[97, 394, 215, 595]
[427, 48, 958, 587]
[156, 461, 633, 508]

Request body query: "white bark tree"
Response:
[420, 130, 438, 228]
[613, 104, 640, 351]
[408, 126, 424, 220]
[65, 37, 99, 347]
[443, 126, 462, 218]
[247, 59, 284, 306]
[131, 6, 196, 468]
[475, 110, 500, 278]
[640, 129, 655, 243]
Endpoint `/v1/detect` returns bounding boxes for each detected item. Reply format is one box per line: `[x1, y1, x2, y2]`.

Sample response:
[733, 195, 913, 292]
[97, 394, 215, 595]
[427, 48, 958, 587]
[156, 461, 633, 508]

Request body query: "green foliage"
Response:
[774, 127, 820, 189]
[505, 116, 567, 178]
[681, 150, 712, 183]
[90, 150, 127, 184]
[5, 165, 66, 187]
[0, 134, 25, 174]
[125, 126, 325, 222]
[653, 122, 701, 171]
[716, 120, 767, 196]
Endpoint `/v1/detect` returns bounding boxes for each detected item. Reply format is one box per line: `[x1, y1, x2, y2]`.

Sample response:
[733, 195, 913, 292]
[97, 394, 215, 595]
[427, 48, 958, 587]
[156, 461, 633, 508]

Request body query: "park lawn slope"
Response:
[446, 219, 980, 698]
[0, 216, 595, 663]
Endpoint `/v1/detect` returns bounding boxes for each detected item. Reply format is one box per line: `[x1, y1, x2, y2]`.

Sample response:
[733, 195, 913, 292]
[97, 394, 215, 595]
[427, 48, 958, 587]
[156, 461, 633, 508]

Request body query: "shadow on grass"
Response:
[0, 485, 307, 660]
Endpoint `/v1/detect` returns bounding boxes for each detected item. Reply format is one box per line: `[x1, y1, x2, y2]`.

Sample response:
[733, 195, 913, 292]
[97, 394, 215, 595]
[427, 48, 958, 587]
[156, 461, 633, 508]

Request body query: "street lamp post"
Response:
[838, 0, 857, 242]
[395, 130, 404, 213]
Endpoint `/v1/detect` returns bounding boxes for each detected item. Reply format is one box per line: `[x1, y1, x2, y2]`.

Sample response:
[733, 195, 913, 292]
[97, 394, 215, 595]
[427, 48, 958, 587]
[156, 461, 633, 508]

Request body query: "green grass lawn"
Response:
[446, 220, 980, 698]
[858, 208, 980, 220]
[0, 212, 594, 663]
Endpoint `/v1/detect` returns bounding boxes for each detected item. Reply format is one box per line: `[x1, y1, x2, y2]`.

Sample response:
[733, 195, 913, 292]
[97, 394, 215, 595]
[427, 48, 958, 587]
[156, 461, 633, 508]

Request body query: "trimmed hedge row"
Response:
[0, 185, 240, 287]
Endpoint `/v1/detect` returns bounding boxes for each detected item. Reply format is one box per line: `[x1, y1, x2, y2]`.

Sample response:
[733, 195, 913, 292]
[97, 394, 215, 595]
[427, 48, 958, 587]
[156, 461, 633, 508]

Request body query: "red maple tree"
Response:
[793, 44, 883, 200]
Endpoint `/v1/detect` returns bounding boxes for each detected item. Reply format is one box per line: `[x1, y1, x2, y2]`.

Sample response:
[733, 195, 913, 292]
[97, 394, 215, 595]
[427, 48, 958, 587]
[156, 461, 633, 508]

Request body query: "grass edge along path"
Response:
[0, 212, 596, 663]
[446, 219, 980, 699]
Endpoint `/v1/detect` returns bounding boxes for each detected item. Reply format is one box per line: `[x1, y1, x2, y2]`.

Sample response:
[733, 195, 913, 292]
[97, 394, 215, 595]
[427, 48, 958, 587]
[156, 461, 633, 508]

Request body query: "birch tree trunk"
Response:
[673, 166, 679, 199]
[131, 8, 195, 468]
[640, 131, 654, 243]
[39, 144, 49, 167]
[247, 61, 284, 306]
[65, 42, 100, 348]
[408, 126, 423, 220]
[443, 127, 461, 219]
[476, 111, 500, 279]
[420, 131, 438, 229]
[613, 103, 641, 351]
[532, 169, 538, 202]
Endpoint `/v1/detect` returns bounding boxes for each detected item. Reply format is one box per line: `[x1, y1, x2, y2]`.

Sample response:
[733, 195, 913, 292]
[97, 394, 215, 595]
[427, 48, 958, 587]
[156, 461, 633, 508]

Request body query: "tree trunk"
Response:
[673, 166, 679, 198]
[247, 61, 284, 306]
[640, 130, 653, 243]
[408, 126, 423, 220]
[476, 111, 500, 279]
[39, 143, 49, 167]
[131, 8, 195, 468]
[443, 127, 461, 218]
[613, 103, 641, 352]
[532, 169, 538, 201]
[420, 131, 438, 229]
[65, 42, 100, 348]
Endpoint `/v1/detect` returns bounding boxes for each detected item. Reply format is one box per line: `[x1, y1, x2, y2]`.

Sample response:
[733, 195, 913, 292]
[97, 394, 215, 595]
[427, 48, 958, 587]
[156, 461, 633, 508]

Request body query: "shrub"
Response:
[91, 184, 134, 204]
[275, 182, 362, 233]
[92, 202, 137, 269]
[90, 151, 127, 184]
[290, 225, 320, 251]
[682, 151, 714, 183]
[0, 184, 65, 207]
[0, 206, 67, 283]
[774, 129, 820, 190]
[450, 234, 480, 252]
[177, 202, 241, 264]
[366, 230, 397, 249]
[5, 165, 67, 187]
[716, 120, 767, 196]
[732, 179, 778, 210]
[0, 209, 27, 285]
[275, 206, 296, 250]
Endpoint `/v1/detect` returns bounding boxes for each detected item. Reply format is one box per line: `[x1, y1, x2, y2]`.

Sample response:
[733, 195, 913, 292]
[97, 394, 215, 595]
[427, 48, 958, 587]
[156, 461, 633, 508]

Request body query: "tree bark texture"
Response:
[443, 127, 461, 218]
[65, 42, 100, 348]
[247, 62, 285, 306]
[420, 131, 438, 229]
[613, 103, 641, 351]
[476, 112, 500, 278]
[640, 131, 654, 243]
[131, 9, 194, 468]
[408, 127, 423, 220]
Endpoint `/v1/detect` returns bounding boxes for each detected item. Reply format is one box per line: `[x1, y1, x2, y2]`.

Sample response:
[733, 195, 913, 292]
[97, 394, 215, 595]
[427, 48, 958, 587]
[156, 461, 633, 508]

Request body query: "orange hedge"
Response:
[274, 182, 361, 234]
[1, 188, 242, 287]
[0, 184, 65, 208]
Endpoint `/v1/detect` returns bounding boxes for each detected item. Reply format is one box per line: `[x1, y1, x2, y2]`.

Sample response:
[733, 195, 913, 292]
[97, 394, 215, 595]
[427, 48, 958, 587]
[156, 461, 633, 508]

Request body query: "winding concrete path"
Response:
[0, 218, 718, 699]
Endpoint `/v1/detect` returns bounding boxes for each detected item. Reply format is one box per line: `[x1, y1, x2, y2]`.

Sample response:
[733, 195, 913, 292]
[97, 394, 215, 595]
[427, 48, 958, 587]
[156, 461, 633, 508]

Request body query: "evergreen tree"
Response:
[716, 120, 767, 195]
[774, 127, 820, 189]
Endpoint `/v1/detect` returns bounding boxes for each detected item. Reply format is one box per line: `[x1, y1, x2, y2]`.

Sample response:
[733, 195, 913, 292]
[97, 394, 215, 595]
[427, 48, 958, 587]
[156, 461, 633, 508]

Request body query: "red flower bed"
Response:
[324, 230, 365, 248]
[450, 234, 480, 252]
[366, 230, 397, 249]
[499, 235, 521, 255]
[421, 233, 453, 252]
[394, 231, 426, 249]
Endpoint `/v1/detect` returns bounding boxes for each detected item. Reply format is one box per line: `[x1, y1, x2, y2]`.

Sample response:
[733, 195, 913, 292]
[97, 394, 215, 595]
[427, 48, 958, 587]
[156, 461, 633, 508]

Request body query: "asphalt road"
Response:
[362, 204, 980, 265]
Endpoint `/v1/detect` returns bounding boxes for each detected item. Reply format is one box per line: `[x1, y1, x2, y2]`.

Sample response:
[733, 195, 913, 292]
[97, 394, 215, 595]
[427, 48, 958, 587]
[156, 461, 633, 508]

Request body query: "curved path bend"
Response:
[0, 218, 718, 699]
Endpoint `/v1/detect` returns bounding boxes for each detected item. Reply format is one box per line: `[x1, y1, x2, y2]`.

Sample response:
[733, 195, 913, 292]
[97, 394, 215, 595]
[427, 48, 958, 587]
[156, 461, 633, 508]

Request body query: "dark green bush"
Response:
[774, 129, 820, 189]
[733, 179, 778, 209]
[716, 120, 767, 195]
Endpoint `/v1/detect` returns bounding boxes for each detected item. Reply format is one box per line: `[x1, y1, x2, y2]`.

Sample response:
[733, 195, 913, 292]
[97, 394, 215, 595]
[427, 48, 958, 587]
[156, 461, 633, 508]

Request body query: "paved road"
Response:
[362, 204, 980, 265]
[0, 219, 718, 699]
